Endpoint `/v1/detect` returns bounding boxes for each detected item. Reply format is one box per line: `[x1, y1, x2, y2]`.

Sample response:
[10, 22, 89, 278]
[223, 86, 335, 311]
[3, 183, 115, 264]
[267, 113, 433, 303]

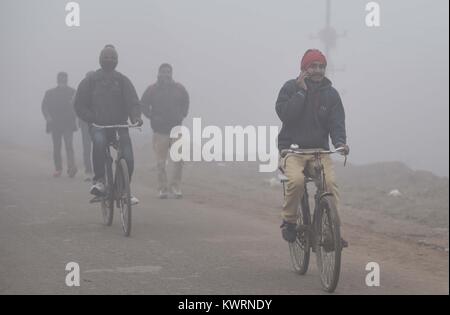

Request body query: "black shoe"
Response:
[280, 221, 297, 243]
[90, 181, 106, 196]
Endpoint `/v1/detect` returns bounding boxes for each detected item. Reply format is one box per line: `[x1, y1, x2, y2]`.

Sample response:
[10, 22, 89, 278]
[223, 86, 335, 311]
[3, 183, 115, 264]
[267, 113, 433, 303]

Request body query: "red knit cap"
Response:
[301, 49, 327, 71]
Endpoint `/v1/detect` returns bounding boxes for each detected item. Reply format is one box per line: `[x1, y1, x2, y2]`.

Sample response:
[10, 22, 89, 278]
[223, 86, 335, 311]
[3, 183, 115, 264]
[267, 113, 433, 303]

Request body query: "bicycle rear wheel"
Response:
[116, 158, 132, 237]
[288, 193, 311, 275]
[315, 195, 341, 293]
[101, 161, 114, 226]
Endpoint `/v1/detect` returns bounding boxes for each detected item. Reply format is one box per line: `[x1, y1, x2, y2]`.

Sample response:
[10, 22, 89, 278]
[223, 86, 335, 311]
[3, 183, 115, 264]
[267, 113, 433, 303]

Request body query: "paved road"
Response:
[0, 144, 447, 294]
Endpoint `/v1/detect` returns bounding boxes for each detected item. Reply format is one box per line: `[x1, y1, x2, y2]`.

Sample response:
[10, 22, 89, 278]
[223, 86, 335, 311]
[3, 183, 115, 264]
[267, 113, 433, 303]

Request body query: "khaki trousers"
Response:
[280, 154, 339, 224]
[153, 132, 183, 191]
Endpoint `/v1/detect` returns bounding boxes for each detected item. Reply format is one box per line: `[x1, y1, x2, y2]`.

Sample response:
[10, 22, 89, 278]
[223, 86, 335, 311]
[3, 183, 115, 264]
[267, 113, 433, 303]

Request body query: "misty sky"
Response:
[0, 0, 448, 176]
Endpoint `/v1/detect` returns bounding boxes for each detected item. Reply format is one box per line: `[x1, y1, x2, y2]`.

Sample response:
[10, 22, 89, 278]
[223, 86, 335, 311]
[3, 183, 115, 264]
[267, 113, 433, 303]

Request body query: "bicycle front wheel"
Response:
[116, 158, 132, 237]
[315, 195, 342, 293]
[101, 162, 114, 226]
[288, 194, 311, 275]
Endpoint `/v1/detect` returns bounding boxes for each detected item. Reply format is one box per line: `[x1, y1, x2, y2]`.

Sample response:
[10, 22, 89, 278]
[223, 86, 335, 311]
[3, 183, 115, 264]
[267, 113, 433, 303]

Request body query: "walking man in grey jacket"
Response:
[141, 63, 190, 199]
[42, 72, 78, 178]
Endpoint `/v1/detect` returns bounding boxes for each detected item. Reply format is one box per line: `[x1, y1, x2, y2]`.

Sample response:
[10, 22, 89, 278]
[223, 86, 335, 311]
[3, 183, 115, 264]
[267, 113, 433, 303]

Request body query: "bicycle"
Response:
[90, 123, 140, 237]
[279, 144, 347, 292]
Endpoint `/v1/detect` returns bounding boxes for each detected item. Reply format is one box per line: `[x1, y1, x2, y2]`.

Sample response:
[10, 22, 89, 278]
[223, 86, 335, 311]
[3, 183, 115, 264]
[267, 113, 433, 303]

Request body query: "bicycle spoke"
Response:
[288, 205, 310, 274]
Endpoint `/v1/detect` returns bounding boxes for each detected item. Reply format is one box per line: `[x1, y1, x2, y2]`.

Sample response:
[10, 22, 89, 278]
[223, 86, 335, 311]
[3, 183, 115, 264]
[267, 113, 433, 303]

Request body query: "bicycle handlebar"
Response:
[282, 145, 348, 166]
[284, 146, 346, 155]
[92, 123, 141, 129]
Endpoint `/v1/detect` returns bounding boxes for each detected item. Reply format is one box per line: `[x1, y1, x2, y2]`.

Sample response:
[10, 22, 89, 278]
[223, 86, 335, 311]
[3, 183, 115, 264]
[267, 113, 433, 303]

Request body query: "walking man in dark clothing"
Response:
[42, 72, 78, 178]
[141, 63, 190, 199]
[78, 71, 95, 182]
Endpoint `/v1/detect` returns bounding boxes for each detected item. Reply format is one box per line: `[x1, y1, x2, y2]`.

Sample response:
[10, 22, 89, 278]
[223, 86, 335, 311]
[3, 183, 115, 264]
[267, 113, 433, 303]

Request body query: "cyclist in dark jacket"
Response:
[42, 72, 78, 178]
[74, 45, 143, 203]
[276, 76, 346, 151]
[276, 49, 349, 243]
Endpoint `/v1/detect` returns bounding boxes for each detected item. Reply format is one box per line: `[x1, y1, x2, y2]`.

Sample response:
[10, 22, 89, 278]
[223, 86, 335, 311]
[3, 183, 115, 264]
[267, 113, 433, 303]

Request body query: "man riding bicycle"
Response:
[276, 49, 349, 243]
[74, 45, 143, 204]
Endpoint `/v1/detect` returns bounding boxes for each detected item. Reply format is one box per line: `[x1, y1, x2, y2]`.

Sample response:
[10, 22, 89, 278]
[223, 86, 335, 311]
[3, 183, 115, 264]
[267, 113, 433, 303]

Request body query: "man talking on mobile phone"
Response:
[275, 49, 349, 243]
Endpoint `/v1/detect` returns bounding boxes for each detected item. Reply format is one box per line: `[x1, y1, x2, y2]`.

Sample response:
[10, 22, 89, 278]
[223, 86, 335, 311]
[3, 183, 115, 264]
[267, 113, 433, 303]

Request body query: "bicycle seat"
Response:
[278, 169, 315, 184]
[278, 158, 316, 181]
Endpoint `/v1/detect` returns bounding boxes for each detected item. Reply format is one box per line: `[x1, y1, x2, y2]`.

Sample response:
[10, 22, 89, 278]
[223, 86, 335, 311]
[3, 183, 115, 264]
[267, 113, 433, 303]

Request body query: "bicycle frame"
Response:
[105, 137, 119, 204]
[98, 126, 136, 204]
[302, 154, 331, 246]
[281, 146, 346, 239]
[93, 123, 140, 236]
[92, 122, 141, 188]
[282, 147, 344, 196]
[283, 145, 347, 292]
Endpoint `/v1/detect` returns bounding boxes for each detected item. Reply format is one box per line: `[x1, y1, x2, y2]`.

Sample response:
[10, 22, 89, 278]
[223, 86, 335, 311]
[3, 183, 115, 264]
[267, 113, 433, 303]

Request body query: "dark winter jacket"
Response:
[141, 80, 189, 134]
[275, 77, 346, 151]
[73, 69, 141, 125]
[41, 85, 77, 133]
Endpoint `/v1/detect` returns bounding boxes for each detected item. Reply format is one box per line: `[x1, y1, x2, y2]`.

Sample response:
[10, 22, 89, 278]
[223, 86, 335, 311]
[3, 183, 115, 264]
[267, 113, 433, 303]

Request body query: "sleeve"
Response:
[275, 81, 307, 124]
[69, 88, 78, 123]
[329, 91, 347, 147]
[73, 77, 96, 124]
[140, 87, 152, 119]
[41, 91, 51, 122]
[180, 85, 189, 118]
[122, 76, 142, 121]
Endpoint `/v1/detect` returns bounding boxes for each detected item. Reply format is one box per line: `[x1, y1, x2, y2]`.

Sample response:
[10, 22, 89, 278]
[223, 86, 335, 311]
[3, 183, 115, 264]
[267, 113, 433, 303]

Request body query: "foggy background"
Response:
[0, 0, 448, 176]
